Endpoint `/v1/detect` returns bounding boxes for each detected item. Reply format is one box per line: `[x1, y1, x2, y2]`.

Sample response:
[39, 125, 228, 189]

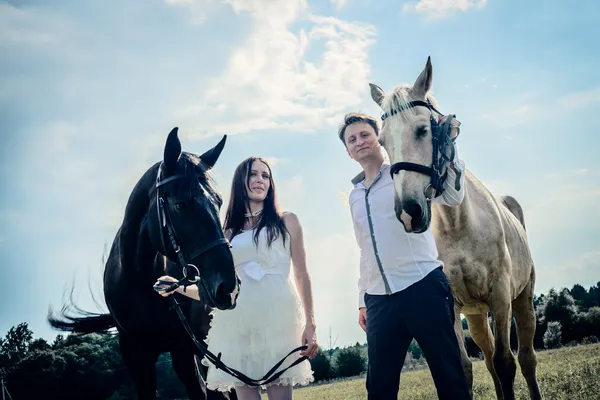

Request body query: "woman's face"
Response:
[246, 160, 271, 203]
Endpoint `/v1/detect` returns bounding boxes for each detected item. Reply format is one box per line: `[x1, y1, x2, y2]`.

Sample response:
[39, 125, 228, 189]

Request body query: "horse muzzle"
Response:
[209, 275, 240, 311]
[394, 196, 430, 234]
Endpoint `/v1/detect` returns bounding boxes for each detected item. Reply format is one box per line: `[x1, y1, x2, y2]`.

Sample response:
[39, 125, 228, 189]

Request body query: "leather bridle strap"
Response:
[382, 100, 457, 198]
[153, 164, 230, 294]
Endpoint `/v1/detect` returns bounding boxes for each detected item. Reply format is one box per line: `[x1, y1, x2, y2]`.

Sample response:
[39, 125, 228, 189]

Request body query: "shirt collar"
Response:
[351, 163, 390, 187]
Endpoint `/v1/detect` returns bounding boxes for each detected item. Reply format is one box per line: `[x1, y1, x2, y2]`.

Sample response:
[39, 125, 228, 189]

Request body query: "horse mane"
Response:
[382, 83, 441, 122]
[180, 152, 222, 208]
[119, 153, 221, 262]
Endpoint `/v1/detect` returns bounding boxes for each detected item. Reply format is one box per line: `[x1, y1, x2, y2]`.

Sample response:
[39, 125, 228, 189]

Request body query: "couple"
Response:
[156, 111, 471, 400]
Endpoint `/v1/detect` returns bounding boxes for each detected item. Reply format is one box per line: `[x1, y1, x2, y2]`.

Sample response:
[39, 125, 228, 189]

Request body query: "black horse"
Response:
[48, 127, 240, 400]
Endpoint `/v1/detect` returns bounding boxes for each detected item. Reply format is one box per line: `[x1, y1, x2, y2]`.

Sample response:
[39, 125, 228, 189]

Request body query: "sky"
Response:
[1, 0, 599, 349]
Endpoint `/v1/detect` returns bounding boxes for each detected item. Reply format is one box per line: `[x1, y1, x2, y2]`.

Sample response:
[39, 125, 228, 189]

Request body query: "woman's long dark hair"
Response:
[223, 157, 288, 248]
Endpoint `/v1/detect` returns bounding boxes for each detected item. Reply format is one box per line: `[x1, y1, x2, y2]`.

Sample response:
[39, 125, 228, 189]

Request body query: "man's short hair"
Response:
[337, 112, 380, 146]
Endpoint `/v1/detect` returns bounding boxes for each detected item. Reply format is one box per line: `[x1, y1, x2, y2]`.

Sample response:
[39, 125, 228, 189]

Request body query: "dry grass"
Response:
[261, 343, 600, 399]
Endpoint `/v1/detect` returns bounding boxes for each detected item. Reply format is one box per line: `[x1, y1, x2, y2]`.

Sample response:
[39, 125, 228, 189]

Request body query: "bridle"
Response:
[382, 100, 460, 200]
[154, 162, 230, 296]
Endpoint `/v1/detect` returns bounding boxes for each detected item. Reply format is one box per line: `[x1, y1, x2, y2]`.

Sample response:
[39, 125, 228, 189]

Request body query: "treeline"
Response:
[313, 282, 600, 382]
[1, 282, 599, 398]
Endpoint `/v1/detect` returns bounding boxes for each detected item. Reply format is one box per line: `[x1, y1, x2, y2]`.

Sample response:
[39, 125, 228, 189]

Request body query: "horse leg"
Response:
[170, 349, 208, 400]
[489, 280, 517, 400]
[465, 313, 503, 399]
[512, 271, 542, 400]
[453, 305, 474, 398]
[119, 334, 160, 400]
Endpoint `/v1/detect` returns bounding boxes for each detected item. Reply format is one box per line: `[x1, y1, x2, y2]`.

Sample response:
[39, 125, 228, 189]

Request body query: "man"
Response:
[339, 112, 471, 399]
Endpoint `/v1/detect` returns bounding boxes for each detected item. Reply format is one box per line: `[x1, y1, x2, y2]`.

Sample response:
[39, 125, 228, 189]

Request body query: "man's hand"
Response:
[358, 307, 367, 332]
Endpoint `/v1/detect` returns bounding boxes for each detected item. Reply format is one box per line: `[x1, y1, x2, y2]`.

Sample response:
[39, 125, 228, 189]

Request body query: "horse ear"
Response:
[369, 83, 385, 107]
[199, 135, 227, 169]
[164, 127, 182, 169]
[412, 56, 433, 99]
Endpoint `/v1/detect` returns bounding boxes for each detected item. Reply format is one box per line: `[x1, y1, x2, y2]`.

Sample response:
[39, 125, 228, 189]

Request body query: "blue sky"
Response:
[1, 0, 599, 348]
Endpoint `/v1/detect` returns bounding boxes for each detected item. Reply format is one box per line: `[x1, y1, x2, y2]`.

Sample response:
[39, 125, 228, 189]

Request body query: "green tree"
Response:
[407, 339, 423, 359]
[309, 347, 335, 382]
[6, 350, 68, 399]
[0, 322, 34, 375]
[543, 321, 562, 349]
[29, 338, 50, 353]
[333, 344, 366, 378]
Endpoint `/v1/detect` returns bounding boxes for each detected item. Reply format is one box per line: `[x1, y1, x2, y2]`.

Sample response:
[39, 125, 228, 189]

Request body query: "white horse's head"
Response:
[370, 57, 452, 233]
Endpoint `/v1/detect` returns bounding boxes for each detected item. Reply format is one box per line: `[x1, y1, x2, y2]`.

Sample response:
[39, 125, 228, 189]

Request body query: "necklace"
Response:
[244, 209, 263, 218]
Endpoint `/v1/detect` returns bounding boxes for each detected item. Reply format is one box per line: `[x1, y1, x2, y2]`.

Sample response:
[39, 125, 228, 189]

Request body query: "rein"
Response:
[382, 100, 461, 199]
[152, 162, 308, 387]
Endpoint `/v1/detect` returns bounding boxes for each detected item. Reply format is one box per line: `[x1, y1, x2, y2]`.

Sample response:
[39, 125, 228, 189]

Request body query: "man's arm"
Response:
[350, 206, 369, 333]
[350, 206, 368, 309]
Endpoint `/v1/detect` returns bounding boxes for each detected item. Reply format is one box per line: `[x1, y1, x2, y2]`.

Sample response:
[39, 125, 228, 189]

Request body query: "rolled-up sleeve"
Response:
[433, 142, 465, 206]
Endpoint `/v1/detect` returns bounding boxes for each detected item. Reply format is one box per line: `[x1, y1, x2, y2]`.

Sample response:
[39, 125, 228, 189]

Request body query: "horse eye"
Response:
[174, 202, 187, 211]
[416, 126, 428, 137]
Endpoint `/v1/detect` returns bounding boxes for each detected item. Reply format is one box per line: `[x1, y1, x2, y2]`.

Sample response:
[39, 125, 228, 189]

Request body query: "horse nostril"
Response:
[215, 281, 229, 300]
[404, 200, 423, 221]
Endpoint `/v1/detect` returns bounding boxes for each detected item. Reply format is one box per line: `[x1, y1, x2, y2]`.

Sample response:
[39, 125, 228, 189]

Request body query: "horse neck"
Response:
[119, 165, 162, 276]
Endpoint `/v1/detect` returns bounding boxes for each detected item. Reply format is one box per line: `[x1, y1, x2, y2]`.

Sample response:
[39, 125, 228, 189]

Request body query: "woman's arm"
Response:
[154, 275, 202, 301]
[283, 212, 318, 358]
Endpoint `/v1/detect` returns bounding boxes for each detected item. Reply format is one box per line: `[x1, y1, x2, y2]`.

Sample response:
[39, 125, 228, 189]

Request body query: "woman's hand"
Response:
[154, 275, 179, 297]
[300, 324, 318, 359]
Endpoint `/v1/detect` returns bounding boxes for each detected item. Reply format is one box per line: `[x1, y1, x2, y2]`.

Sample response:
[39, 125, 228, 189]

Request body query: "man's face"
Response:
[344, 122, 381, 162]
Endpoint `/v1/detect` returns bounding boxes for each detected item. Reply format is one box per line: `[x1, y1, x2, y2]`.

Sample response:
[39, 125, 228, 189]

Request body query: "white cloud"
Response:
[0, 3, 63, 46]
[169, 0, 376, 138]
[483, 169, 600, 233]
[543, 168, 590, 180]
[262, 156, 286, 167]
[559, 87, 600, 109]
[305, 232, 366, 347]
[536, 251, 600, 294]
[330, 0, 349, 10]
[477, 91, 545, 128]
[277, 175, 306, 212]
[224, 0, 309, 22]
[15, 119, 162, 233]
[164, 0, 217, 25]
[402, 0, 487, 19]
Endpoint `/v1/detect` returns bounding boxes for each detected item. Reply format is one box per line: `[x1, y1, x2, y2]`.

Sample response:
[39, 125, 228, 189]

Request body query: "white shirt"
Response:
[349, 145, 466, 308]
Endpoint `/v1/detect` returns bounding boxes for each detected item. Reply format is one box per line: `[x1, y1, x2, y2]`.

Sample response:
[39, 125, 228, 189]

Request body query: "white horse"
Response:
[368, 57, 542, 400]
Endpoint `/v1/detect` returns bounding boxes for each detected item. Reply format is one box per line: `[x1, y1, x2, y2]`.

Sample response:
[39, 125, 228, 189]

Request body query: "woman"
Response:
[155, 157, 317, 400]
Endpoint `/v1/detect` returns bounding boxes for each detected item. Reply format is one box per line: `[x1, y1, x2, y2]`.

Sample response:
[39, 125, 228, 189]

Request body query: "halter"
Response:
[154, 162, 230, 295]
[381, 100, 460, 199]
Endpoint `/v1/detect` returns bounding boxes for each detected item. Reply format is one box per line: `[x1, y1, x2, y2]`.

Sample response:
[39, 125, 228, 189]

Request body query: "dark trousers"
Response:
[365, 267, 471, 400]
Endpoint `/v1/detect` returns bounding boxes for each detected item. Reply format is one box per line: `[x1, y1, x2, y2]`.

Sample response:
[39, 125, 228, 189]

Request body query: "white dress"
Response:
[201, 227, 315, 392]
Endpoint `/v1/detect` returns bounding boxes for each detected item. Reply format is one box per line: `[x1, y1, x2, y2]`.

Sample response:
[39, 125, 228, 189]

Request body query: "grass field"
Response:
[264, 343, 600, 399]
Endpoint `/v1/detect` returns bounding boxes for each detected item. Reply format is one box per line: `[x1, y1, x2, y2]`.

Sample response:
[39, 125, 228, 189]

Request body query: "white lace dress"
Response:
[201, 227, 314, 392]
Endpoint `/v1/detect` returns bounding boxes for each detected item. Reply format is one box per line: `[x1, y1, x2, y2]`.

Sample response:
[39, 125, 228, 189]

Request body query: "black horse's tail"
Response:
[48, 301, 116, 334]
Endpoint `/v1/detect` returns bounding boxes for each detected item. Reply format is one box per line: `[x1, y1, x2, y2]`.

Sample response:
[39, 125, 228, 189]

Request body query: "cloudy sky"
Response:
[1, 0, 599, 348]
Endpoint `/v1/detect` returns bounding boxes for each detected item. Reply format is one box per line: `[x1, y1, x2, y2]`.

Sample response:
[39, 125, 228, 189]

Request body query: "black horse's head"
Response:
[149, 127, 239, 310]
